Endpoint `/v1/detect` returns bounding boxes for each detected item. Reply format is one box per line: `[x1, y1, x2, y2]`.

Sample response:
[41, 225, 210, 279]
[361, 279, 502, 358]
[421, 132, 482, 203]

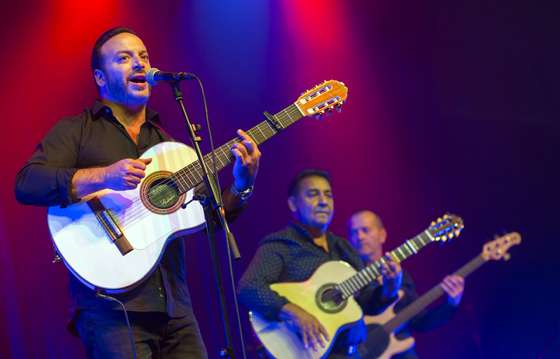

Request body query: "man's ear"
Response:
[380, 228, 388, 244]
[94, 69, 106, 87]
[287, 196, 297, 213]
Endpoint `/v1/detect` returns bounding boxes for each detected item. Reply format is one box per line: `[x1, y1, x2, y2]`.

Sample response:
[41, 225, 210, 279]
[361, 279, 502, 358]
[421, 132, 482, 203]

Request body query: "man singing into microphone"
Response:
[15, 27, 261, 358]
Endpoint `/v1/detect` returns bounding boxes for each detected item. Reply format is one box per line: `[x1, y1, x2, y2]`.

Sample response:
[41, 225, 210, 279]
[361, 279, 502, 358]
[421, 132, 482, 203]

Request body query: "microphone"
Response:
[146, 68, 194, 85]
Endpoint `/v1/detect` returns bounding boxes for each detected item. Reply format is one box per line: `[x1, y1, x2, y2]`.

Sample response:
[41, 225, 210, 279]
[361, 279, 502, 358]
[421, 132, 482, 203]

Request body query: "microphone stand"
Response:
[169, 80, 241, 358]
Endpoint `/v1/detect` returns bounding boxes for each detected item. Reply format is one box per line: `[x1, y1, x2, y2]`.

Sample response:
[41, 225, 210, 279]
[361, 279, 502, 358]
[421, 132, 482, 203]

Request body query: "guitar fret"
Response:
[342, 280, 352, 294]
[414, 236, 423, 250]
[276, 111, 288, 127]
[411, 236, 422, 250]
[396, 246, 406, 260]
[357, 276, 366, 289]
[421, 234, 429, 247]
[401, 244, 412, 256]
[339, 283, 350, 298]
[371, 265, 381, 277]
[255, 126, 266, 143]
[365, 266, 375, 281]
[260, 121, 276, 140]
[358, 272, 368, 287]
[350, 278, 360, 292]
[405, 240, 416, 254]
[414, 234, 424, 248]
[424, 230, 435, 243]
[344, 282, 353, 296]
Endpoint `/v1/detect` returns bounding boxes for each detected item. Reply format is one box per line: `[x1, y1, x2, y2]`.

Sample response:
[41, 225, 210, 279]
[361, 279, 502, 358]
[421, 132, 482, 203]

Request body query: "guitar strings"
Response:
[117, 116, 279, 226]
[114, 106, 302, 230]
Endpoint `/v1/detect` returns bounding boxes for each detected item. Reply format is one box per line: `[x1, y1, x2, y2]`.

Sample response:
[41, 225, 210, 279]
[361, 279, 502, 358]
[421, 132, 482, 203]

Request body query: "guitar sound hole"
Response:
[140, 171, 186, 215]
[148, 178, 180, 209]
[316, 285, 346, 313]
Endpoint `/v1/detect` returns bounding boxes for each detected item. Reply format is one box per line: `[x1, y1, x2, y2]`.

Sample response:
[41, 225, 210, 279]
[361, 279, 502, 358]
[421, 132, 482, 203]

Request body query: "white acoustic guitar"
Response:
[361, 232, 521, 358]
[249, 214, 464, 359]
[48, 80, 348, 293]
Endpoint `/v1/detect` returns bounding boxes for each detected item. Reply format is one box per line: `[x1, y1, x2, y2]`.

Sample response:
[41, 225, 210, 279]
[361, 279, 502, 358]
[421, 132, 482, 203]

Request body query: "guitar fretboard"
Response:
[383, 254, 486, 333]
[337, 230, 436, 300]
[170, 104, 303, 193]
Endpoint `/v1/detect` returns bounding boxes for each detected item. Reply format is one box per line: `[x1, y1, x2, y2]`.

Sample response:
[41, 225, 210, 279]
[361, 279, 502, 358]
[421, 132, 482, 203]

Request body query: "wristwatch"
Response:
[231, 184, 254, 201]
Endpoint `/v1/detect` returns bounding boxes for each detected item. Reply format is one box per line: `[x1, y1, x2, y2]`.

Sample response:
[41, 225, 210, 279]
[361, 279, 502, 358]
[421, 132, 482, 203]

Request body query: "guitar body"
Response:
[361, 291, 415, 358]
[48, 142, 206, 292]
[250, 261, 364, 359]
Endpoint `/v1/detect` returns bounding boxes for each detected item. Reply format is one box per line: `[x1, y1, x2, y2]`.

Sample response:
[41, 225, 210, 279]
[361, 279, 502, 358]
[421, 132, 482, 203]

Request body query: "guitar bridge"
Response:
[87, 198, 133, 256]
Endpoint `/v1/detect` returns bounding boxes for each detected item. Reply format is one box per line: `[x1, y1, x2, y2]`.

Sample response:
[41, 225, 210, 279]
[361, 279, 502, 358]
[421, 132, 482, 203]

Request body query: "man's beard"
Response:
[105, 76, 149, 106]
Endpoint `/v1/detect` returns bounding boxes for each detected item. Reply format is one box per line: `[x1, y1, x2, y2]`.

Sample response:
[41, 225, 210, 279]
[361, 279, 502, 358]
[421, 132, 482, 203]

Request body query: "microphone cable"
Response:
[96, 292, 137, 359]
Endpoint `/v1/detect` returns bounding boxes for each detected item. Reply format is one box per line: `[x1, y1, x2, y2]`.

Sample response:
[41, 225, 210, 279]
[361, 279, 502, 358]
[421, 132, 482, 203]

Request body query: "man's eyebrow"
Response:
[114, 50, 132, 56]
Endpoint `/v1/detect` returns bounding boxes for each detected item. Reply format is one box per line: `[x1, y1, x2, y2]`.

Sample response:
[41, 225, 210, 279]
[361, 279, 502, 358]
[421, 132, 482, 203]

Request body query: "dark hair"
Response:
[91, 27, 138, 74]
[288, 169, 332, 197]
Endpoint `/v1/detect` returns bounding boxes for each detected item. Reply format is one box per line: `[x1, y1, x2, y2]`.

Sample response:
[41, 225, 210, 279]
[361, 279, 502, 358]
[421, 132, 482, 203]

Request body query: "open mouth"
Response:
[128, 74, 147, 85]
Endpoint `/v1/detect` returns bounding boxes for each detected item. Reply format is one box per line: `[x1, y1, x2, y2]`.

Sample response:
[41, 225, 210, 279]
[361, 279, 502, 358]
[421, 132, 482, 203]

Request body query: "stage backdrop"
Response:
[1, 0, 558, 358]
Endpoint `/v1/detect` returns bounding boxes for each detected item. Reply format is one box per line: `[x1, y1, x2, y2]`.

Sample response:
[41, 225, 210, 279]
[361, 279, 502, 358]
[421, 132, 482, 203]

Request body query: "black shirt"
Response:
[16, 101, 202, 317]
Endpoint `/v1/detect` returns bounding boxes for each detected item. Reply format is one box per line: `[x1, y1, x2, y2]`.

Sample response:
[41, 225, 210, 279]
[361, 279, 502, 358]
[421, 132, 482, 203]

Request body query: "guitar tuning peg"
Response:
[504, 253, 511, 261]
[431, 221, 436, 226]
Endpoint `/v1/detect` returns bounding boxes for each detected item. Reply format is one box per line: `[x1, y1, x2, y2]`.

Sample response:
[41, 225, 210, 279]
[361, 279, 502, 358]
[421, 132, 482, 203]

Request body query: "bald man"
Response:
[348, 210, 464, 359]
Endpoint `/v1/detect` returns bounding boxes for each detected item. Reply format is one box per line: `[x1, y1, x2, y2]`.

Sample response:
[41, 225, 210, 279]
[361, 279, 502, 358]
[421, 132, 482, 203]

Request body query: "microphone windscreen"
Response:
[145, 68, 160, 86]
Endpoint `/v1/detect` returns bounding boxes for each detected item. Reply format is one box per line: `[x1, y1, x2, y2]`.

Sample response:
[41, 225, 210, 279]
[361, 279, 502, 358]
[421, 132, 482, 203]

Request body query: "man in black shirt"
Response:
[348, 210, 464, 358]
[15, 27, 261, 358]
[238, 170, 402, 358]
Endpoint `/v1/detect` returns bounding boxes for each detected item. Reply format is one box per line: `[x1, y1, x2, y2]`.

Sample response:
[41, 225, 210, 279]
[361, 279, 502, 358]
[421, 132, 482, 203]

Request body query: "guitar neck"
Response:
[384, 254, 486, 333]
[339, 230, 436, 299]
[171, 104, 303, 193]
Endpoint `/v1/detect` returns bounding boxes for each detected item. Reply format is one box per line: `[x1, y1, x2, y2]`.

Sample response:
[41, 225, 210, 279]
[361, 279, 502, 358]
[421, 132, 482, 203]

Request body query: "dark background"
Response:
[0, 0, 558, 357]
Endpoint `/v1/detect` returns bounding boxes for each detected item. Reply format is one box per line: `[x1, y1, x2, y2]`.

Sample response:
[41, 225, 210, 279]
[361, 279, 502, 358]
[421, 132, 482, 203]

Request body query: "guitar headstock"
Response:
[427, 213, 464, 242]
[482, 232, 522, 261]
[295, 80, 348, 118]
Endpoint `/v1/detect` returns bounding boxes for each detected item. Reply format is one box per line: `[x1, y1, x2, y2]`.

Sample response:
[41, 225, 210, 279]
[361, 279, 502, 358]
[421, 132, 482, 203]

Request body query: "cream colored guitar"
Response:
[361, 232, 522, 358]
[249, 214, 464, 359]
[47, 80, 348, 293]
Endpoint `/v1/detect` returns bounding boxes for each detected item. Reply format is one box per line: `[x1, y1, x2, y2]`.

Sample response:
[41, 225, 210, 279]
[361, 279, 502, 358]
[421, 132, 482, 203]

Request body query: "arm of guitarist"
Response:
[15, 118, 82, 207]
[238, 242, 290, 320]
[194, 129, 261, 222]
[279, 302, 329, 351]
[219, 129, 260, 216]
[238, 240, 327, 351]
[380, 257, 403, 301]
[15, 116, 157, 206]
[357, 257, 404, 314]
[406, 274, 463, 332]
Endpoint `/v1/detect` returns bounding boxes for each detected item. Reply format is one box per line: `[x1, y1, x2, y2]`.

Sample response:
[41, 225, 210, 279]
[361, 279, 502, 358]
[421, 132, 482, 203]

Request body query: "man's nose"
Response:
[357, 231, 367, 241]
[132, 56, 146, 70]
